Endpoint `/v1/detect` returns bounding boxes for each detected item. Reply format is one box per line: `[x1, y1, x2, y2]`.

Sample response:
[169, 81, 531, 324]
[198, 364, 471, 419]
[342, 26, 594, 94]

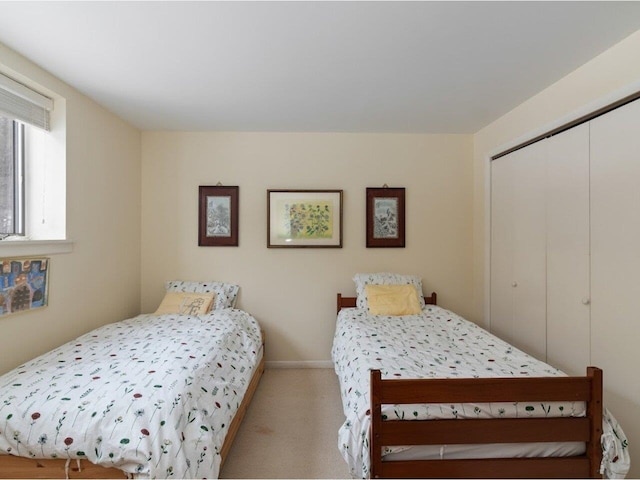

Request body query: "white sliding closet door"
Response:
[490, 141, 547, 360]
[512, 140, 547, 361]
[490, 155, 514, 343]
[590, 100, 640, 415]
[546, 123, 590, 375]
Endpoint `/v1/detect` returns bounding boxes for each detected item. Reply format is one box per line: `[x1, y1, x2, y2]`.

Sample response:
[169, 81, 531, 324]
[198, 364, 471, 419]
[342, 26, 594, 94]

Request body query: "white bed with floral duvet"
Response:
[332, 274, 629, 479]
[0, 281, 264, 479]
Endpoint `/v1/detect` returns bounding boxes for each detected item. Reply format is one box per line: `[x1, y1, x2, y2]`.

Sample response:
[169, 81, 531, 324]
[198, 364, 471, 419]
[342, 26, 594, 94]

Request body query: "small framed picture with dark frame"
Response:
[366, 187, 405, 248]
[198, 185, 239, 246]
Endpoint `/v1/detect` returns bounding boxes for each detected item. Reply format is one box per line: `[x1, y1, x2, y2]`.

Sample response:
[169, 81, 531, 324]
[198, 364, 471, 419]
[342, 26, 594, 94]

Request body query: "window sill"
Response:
[0, 239, 73, 256]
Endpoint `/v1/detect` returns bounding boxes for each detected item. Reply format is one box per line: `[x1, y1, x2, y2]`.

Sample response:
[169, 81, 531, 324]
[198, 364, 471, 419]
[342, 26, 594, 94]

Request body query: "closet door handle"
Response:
[511, 281, 518, 287]
[581, 297, 591, 305]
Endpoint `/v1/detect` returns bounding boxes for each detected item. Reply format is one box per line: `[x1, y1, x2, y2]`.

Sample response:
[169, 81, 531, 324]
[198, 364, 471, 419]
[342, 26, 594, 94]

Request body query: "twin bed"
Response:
[0, 281, 264, 479]
[332, 273, 629, 479]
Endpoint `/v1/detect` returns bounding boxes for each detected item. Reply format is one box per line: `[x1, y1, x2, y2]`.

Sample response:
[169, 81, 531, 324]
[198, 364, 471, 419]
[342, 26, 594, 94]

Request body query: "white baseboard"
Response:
[266, 360, 334, 369]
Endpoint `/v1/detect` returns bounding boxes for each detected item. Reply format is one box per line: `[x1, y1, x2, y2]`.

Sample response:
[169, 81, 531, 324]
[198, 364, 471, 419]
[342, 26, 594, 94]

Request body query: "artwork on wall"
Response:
[198, 185, 239, 246]
[267, 189, 343, 248]
[0, 257, 49, 317]
[366, 186, 405, 247]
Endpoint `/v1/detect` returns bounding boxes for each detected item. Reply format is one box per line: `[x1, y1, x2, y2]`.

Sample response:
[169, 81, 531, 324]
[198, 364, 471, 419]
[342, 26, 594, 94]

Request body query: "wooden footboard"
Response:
[0, 344, 266, 479]
[369, 367, 603, 479]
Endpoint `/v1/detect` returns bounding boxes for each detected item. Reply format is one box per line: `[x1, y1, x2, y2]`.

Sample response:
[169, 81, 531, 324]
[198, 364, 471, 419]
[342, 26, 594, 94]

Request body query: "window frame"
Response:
[1, 118, 25, 238]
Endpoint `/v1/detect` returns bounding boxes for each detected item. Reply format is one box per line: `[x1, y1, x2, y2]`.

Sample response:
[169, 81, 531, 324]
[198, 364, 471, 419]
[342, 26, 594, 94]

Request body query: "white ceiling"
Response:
[1, 1, 640, 133]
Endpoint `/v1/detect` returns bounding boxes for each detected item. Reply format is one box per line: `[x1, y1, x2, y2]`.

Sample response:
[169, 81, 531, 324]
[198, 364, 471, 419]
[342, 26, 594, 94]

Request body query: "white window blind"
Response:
[0, 72, 52, 131]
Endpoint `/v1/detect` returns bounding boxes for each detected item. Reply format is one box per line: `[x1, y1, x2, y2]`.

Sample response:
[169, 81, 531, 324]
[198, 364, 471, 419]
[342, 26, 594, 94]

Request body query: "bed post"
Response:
[426, 291, 437, 305]
[586, 366, 603, 478]
[370, 369, 383, 479]
[337, 294, 358, 313]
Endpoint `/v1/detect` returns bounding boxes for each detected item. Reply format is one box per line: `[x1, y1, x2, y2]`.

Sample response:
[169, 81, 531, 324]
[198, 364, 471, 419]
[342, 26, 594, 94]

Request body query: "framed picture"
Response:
[198, 185, 239, 246]
[0, 257, 49, 317]
[366, 187, 405, 248]
[268, 189, 343, 248]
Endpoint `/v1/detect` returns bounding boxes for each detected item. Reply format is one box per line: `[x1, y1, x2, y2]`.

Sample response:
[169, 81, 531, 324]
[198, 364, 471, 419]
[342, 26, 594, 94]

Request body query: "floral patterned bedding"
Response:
[331, 305, 629, 478]
[0, 309, 263, 479]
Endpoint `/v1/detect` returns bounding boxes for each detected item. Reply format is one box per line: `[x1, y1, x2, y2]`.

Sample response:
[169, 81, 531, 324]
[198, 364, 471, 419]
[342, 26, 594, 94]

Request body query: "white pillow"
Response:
[353, 272, 425, 310]
[165, 280, 239, 310]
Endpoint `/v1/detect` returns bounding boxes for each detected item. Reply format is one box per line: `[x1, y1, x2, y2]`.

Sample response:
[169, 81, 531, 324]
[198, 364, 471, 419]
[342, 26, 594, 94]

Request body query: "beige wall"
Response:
[0, 43, 142, 374]
[141, 132, 473, 364]
[473, 29, 640, 478]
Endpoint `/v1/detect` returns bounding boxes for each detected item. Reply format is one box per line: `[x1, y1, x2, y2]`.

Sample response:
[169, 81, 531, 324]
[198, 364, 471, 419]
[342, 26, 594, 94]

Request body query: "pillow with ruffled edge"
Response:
[165, 280, 240, 310]
[353, 272, 425, 310]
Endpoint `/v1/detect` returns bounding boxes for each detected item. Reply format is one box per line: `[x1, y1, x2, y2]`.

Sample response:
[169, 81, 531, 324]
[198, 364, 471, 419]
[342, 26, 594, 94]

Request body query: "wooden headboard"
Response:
[337, 291, 437, 314]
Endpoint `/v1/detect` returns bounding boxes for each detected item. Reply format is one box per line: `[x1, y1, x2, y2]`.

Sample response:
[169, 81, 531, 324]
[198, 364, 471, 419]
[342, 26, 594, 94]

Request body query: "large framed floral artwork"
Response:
[366, 186, 405, 247]
[198, 185, 239, 246]
[267, 189, 343, 248]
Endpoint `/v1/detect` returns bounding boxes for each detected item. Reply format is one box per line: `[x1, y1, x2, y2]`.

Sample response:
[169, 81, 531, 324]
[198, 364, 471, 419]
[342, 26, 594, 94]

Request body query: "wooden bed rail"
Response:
[369, 367, 603, 479]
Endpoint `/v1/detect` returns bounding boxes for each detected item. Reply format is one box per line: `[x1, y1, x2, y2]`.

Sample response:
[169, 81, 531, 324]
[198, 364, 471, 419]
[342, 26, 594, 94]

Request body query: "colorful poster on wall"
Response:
[0, 257, 49, 317]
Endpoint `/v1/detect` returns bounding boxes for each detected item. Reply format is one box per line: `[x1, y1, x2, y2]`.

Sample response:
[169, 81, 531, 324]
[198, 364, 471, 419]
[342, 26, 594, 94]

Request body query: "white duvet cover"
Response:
[0, 309, 262, 479]
[331, 305, 629, 478]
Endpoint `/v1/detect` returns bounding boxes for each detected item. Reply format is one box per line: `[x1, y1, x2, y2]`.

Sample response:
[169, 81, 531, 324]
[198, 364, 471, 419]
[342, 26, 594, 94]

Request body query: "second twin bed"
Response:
[332, 273, 629, 479]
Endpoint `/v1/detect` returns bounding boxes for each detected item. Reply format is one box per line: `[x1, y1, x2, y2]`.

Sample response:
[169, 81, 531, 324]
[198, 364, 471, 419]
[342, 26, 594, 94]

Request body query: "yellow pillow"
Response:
[365, 284, 422, 316]
[155, 291, 215, 315]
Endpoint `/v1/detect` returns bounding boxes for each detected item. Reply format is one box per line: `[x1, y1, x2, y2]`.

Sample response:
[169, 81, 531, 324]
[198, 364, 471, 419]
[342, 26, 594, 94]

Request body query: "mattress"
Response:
[0, 308, 263, 478]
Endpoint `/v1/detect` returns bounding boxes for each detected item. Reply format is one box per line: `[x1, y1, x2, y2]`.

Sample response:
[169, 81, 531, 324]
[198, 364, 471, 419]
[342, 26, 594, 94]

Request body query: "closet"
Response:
[490, 98, 639, 376]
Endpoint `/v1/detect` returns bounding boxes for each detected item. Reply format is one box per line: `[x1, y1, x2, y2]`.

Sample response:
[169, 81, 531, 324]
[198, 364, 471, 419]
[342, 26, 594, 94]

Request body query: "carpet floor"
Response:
[219, 368, 351, 479]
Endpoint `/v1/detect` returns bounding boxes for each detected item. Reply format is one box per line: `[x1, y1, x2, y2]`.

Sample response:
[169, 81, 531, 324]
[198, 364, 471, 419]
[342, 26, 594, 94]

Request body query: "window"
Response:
[0, 116, 24, 238]
[0, 71, 68, 249]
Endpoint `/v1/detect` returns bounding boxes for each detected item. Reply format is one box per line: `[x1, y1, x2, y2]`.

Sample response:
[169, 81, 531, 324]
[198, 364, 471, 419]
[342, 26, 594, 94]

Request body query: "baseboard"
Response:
[266, 360, 334, 369]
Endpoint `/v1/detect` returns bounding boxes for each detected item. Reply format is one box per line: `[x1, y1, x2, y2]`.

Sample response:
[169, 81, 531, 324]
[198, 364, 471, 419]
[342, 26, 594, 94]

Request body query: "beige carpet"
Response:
[220, 368, 351, 479]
